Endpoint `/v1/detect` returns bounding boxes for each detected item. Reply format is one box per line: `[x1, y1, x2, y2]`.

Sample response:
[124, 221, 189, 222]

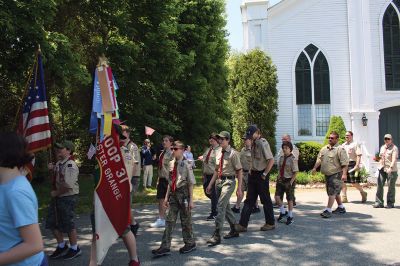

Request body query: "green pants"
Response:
[215, 178, 236, 232]
[375, 170, 398, 205]
[161, 187, 195, 248]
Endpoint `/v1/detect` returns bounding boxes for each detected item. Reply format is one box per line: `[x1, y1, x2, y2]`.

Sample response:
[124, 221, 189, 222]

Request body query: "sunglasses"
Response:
[328, 137, 337, 140]
[173, 147, 182, 151]
[384, 138, 391, 140]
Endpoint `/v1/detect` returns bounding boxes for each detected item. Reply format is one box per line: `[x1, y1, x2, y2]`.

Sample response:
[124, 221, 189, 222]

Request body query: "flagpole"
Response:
[13, 52, 39, 131]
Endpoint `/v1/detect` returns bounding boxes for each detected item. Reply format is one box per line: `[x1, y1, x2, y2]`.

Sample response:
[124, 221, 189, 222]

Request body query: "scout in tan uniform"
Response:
[341, 131, 367, 203]
[46, 140, 81, 260]
[151, 135, 174, 228]
[231, 137, 260, 213]
[152, 141, 196, 257]
[312, 131, 349, 218]
[275, 134, 299, 207]
[235, 125, 276, 233]
[206, 131, 242, 246]
[121, 125, 140, 236]
[198, 133, 221, 220]
[275, 141, 298, 225]
[373, 134, 398, 208]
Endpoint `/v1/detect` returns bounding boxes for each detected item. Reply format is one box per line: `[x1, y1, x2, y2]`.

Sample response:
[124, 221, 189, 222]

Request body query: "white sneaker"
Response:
[150, 218, 165, 228]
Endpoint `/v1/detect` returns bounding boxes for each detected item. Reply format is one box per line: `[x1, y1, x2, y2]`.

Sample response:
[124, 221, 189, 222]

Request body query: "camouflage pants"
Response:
[161, 187, 195, 248]
[215, 178, 236, 232]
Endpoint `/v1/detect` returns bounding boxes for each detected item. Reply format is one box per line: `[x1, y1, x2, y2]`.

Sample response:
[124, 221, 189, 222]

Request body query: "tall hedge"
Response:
[324, 116, 347, 145]
[296, 142, 323, 171]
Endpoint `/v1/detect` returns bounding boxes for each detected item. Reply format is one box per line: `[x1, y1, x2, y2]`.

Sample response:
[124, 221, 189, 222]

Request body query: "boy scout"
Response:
[46, 140, 81, 260]
[275, 141, 298, 225]
[152, 141, 196, 256]
[151, 136, 174, 228]
[312, 131, 349, 218]
[341, 131, 367, 203]
[120, 125, 140, 236]
[198, 133, 221, 220]
[374, 134, 398, 208]
[206, 131, 242, 246]
[235, 125, 275, 233]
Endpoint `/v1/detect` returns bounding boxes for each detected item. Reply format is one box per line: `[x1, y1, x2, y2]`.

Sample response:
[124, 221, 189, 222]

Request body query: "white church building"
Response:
[241, 0, 400, 174]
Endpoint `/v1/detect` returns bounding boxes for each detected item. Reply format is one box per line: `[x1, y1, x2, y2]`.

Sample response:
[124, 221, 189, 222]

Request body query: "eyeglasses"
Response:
[328, 137, 336, 140]
[384, 138, 391, 140]
[173, 147, 182, 151]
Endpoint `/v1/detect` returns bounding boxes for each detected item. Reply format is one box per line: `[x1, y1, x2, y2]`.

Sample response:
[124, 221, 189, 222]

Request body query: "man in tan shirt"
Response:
[235, 125, 276, 233]
[341, 131, 367, 203]
[206, 131, 242, 246]
[312, 131, 349, 218]
[374, 134, 398, 208]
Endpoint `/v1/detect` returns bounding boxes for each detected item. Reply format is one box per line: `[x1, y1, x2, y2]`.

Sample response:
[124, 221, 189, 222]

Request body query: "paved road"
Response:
[42, 188, 400, 266]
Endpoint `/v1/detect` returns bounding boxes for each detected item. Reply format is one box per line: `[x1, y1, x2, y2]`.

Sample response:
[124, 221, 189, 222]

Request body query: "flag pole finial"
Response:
[97, 54, 108, 67]
[37, 44, 41, 53]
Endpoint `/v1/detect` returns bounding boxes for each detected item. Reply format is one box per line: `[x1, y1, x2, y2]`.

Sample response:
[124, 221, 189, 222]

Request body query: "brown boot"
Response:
[234, 223, 247, 233]
[206, 229, 221, 246]
[223, 224, 239, 239]
[361, 191, 367, 203]
[260, 223, 275, 231]
[342, 195, 348, 203]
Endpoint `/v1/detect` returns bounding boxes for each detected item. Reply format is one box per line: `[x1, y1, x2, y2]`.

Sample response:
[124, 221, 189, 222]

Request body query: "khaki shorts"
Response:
[325, 173, 343, 196]
[275, 178, 295, 201]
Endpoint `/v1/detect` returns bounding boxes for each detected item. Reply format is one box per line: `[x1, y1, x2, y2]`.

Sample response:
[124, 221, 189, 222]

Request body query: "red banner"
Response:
[95, 126, 131, 236]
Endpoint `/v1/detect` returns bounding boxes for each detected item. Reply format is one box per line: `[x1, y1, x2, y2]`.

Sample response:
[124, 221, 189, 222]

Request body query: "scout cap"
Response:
[384, 134, 393, 139]
[144, 138, 150, 143]
[217, 131, 231, 140]
[245, 124, 258, 139]
[55, 140, 75, 152]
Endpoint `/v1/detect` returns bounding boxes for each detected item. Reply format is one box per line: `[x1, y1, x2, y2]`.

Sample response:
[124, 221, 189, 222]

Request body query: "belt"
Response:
[220, 176, 235, 180]
[243, 170, 249, 173]
[250, 170, 264, 174]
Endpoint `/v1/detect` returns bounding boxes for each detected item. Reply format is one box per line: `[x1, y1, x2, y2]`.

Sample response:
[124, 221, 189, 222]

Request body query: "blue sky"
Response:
[226, 0, 281, 51]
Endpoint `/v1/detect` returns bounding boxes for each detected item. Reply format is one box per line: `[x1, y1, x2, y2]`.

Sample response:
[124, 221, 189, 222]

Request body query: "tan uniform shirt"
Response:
[342, 141, 362, 162]
[159, 148, 174, 179]
[251, 138, 274, 171]
[168, 158, 196, 189]
[202, 145, 221, 175]
[55, 158, 79, 197]
[379, 144, 398, 171]
[240, 146, 252, 171]
[121, 142, 139, 179]
[131, 142, 141, 177]
[278, 154, 299, 179]
[215, 145, 242, 176]
[317, 144, 349, 176]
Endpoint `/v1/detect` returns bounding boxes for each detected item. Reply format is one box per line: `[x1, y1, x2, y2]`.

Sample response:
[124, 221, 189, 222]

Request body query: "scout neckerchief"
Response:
[218, 150, 226, 178]
[159, 150, 165, 169]
[279, 155, 289, 179]
[205, 146, 213, 164]
[171, 160, 178, 192]
[54, 155, 75, 187]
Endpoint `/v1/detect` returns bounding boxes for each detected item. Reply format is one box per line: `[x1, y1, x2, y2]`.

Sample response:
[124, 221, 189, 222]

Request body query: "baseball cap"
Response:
[384, 134, 393, 139]
[55, 140, 75, 152]
[144, 138, 150, 143]
[217, 131, 231, 140]
[245, 124, 258, 139]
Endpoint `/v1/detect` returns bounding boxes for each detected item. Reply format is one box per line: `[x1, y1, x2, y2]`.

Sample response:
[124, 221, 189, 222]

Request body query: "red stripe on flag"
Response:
[28, 138, 52, 153]
[25, 123, 51, 137]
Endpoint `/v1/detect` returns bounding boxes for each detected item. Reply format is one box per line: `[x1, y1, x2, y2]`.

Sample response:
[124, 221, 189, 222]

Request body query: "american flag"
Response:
[17, 53, 52, 175]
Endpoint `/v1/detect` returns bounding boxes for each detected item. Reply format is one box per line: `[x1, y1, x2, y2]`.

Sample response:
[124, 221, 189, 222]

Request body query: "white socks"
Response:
[58, 241, 66, 248]
[70, 244, 78, 251]
[279, 206, 285, 214]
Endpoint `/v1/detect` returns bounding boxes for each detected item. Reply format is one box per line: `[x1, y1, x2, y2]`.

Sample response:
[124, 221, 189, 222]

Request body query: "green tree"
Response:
[228, 49, 278, 152]
[324, 115, 347, 145]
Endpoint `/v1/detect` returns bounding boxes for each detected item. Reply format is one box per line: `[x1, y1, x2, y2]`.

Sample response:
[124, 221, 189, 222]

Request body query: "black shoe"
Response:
[152, 247, 171, 257]
[386, 203, 395, 209]
[223, 230, 239, 239]
[332, 207, 346, 214]
[62, 247, 82, 260]
[206, 214, 216, 221]
[130, 223, 140, 237]
[179, 243, 196, 254]
[320, 210, 332, 218]
[277, 211, 288, 223]
[252, 206, 261, 213]
[286, 216, 294, 225]
[49, 244, 69, 259]
[231, 206, 240, 213]
[373, 203, 384, 208]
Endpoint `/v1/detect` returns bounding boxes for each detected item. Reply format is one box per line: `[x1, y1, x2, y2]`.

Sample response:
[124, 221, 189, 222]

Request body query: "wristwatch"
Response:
[262, 172, 267, 177]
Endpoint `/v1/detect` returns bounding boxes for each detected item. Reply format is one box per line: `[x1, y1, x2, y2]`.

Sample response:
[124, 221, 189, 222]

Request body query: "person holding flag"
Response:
[152, 141, 196, 257]
[46, 140, 81, 260]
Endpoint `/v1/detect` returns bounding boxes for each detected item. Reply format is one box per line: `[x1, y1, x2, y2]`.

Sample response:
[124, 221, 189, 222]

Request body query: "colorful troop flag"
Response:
[17, 51, 52, 179]
[89, 60, 131, 264]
